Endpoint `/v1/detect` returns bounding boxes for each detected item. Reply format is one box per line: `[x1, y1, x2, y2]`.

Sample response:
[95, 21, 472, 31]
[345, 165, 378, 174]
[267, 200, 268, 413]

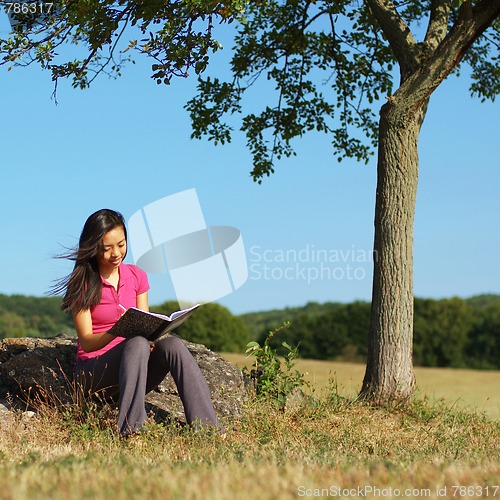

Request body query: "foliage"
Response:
[1, 2, 498, 179]
[0, 311, 27, 338]
[0, 295, 249, 353]
[0, 293, 73, 339]
[186, 1, 391, 180]
[466, 302, 500, 369]
[151, 300, 249, 352]
[1, 292, 499, 368]
[241, 295, 500, 369]
[243, 322, 308, 409]
[186, 1, 500, 180]
[413, 297, 474, 368]
[243, 300, 371, 361]
[0, 0, 247, 89]
[240, 301, 344, 340]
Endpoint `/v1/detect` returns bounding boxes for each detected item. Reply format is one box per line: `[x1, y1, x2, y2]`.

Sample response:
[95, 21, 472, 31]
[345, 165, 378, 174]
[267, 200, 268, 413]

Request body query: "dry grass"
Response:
[0, 365, 499, 500]
[222, 353, 500, 419]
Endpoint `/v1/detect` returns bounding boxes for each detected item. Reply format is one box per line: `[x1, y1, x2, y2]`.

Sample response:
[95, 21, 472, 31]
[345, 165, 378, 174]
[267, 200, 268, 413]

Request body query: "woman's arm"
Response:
[136, 291, 149, 312]
[73, 308, 116, 353]
[74, 291, 149, 353]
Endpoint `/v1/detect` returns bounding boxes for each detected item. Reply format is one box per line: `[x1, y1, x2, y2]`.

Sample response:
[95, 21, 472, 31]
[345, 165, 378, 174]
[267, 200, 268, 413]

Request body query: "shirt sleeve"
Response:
[130, 264, 150, 295]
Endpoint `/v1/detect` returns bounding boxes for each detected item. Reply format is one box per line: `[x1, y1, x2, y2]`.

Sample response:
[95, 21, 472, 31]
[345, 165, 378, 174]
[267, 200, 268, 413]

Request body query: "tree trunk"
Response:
[360, 0, 500, 406]
[360, 96, 428, 404]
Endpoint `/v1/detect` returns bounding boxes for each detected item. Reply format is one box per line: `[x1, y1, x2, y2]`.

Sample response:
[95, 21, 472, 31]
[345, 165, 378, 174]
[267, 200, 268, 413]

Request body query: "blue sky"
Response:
[1, 14, 499, 315]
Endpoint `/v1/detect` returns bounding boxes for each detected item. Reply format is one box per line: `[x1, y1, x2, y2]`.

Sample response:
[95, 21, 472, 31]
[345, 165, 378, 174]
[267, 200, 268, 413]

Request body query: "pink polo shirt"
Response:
[76, 263, 150, 361]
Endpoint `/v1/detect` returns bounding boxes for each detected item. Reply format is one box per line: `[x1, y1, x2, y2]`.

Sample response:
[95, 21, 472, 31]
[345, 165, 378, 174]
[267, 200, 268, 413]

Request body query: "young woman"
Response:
[54, 209, 220, 437]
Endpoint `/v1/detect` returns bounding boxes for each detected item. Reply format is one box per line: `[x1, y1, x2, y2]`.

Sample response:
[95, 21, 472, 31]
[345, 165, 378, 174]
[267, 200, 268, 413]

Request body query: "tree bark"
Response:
[360, 95, 427, 404]
[360, 0, 500, 405]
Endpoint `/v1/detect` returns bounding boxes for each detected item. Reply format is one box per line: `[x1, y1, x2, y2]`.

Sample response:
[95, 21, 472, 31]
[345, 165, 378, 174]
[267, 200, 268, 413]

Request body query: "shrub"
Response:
[243, 322, 308, 409]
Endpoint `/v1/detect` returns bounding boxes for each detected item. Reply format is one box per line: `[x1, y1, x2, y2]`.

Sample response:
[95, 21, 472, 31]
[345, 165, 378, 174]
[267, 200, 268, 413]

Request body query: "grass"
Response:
[223, 353, 500, 419]
[0, 357, 498, 499]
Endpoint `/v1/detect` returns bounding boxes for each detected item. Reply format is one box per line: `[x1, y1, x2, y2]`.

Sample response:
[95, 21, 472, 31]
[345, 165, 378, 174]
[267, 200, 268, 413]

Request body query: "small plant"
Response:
[243, 322, 308, 409]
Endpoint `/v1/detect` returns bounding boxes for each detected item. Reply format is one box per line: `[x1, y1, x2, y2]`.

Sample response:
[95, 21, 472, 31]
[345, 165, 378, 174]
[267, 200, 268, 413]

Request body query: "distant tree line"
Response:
[241, 295, 500, 370]
[0, 294, 74, 339]
[1, 293, 498, 370]
[151, 301, 248, 353]
[0, 294, 249, 353]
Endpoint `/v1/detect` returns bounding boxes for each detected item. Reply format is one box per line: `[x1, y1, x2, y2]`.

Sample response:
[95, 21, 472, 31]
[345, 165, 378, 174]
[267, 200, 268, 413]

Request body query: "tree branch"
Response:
[87, 9, 132, 85]
[459, 0, 500, 54]
[364, 0, 419, 74]
[428, 0, 500, 82]
[423, 0, 451, 51]
[392, 0, 500, 117]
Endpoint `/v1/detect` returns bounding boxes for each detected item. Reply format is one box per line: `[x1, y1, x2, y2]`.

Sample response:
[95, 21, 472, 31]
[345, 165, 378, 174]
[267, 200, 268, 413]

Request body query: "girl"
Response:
[54, 209, 220, 437]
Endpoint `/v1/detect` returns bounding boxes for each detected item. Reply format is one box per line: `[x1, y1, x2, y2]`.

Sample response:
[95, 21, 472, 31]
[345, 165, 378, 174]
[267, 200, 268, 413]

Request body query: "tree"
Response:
[466, 301, 500, 369]
[413, 297, 474, 368]
[152, 300, 249, 352]
[0, 311, 27, 338]
[2, 1, 499, 404]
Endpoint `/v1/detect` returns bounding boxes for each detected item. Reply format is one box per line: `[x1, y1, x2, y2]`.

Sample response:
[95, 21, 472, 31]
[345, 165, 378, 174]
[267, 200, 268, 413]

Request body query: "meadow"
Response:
[0, 355, 498, 500]
[222, 354, 500, 420]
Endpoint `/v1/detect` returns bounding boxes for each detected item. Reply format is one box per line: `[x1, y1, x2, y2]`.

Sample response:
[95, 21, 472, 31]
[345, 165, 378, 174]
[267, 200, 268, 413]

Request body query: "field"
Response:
[222, 354, 500, 419]
[0, 356, 498, 499]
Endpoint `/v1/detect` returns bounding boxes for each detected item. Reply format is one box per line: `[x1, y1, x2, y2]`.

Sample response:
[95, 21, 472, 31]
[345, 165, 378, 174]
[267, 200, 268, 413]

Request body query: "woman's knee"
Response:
[156, 335, 188, 356]
[123, 335, 151, 356]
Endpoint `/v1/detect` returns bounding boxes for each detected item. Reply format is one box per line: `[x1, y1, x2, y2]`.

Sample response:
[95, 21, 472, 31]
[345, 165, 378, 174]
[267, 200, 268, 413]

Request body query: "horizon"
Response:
[1, 13, 499, 315]
[2, 290, 499, 317]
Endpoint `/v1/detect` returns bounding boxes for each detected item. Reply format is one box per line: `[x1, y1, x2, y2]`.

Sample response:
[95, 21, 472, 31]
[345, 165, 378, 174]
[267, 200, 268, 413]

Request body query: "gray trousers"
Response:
[74, 335, 220, 436]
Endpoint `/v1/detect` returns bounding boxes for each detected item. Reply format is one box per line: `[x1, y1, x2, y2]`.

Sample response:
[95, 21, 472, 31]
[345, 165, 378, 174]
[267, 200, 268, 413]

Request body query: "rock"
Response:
[0, 336, 246, 425]
[284, 387, 307, 414]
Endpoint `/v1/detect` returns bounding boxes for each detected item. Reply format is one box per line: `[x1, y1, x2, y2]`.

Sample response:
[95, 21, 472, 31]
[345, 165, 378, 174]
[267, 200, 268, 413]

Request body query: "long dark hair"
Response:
[52, 209, 127, 313]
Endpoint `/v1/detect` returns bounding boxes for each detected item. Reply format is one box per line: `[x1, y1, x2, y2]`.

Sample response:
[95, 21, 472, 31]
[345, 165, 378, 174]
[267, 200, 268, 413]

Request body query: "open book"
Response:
[108, 304, 199, 342]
